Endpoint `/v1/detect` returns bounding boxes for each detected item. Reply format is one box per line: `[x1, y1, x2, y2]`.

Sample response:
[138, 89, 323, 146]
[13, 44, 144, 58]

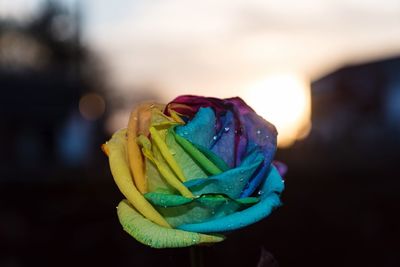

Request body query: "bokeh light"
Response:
[244, 73, 311, 147]
[79, 93, 106, 121]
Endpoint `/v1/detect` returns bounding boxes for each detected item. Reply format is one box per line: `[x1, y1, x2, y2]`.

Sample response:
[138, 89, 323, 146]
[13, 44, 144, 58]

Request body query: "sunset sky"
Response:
[2, 0, 400, 145]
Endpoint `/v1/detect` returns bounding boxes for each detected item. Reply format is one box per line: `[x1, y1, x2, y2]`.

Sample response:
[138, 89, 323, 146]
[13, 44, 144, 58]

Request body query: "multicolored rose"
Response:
[102, 95, 285, 248]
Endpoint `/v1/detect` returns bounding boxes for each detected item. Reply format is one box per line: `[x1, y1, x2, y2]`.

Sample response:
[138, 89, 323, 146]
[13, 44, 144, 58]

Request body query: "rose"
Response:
[102, 95, 285, 248]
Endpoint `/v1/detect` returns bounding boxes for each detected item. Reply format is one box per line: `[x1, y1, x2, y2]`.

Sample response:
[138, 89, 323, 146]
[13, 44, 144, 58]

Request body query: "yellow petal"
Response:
[167, 105, 185, 124]
[107, 129, 171, 228]
[139, 135, 193, 198]
[127, 103, 164, 193]
[149, 127, 187, 182]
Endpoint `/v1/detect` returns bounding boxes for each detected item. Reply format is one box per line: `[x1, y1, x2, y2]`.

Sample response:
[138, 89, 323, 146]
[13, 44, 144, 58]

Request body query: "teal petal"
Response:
[177, 165, 284, 233]
[144, 192, 259, 228]
[184, 147, 264, 199]
[175, 107, 216, 148]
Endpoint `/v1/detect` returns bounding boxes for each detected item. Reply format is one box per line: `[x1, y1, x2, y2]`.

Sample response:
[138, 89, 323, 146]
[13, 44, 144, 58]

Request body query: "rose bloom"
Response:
[102, 95, 285, 248]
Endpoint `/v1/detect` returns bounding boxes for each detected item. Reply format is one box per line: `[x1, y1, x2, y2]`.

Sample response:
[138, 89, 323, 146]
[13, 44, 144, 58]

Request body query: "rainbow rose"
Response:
[102, 95, 285, 248]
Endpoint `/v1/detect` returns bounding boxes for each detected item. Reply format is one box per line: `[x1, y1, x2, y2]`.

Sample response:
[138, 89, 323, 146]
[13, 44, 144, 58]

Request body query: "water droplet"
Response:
[150, 104, 155, 108]
[258, 190, 264, 195]
[256, 130, 261, 135]
[224, 127, 230, 132]
[213, 135, 217, 140]
[239, 178, 244, 182]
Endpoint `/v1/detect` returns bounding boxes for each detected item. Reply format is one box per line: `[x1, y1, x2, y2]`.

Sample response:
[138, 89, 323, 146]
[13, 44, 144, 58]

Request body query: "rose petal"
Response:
[175, 107, 216, 148]
[167, 96, 278, 197]
[183, 146, 264, 199]
[192, 144, 229, 172]
[140, 135, 193, 198]
[273, 160, 288, 177]
[144, 193, 259, 227]
[117, 200, 225, 248]
[176, 165, 284, 233]
[173, 131, 223, 176]
[210, 110, 236, 167]
[106, 129, 171, 228]
[145, 192, 259, 207]
[165, 130, 208, 180]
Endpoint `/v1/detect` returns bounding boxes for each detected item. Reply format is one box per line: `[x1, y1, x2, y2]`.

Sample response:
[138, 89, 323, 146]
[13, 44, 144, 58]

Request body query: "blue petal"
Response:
[183, 147, 264, 199]
[175, 107, 216, 148]
[176, 165, 284, 233]
[210, 111, 235, 168]
[239, 112, 277, 197]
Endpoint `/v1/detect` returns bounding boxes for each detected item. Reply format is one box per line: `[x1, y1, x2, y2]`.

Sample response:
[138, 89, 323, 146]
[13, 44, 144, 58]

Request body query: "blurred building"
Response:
[311, 56, 400, 151]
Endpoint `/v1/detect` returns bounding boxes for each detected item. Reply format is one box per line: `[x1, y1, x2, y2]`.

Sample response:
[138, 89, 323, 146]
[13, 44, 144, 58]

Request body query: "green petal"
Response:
[150, 126, 187, 182]
[192, 143, 230, 172]
[145, 158, 175, 194]
[144, 192, 259, 227]
[144, 192, 193, 206]
[117, 200, 225, 248]
[137, 135, 174, 193]
[165, 130, 208, 180]
[173, 131, 223, 175]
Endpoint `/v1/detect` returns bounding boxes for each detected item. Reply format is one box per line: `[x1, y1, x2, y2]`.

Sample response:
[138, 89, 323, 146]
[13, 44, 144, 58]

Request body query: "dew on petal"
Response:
[224, 127, 230, 132]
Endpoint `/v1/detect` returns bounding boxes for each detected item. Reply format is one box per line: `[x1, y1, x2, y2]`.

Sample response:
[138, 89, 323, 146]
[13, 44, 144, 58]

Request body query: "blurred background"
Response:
[1, 0, 399, 266]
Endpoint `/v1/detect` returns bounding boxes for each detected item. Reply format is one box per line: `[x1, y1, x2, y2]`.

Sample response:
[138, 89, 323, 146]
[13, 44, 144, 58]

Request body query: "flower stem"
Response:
[190, 246, 204, 267]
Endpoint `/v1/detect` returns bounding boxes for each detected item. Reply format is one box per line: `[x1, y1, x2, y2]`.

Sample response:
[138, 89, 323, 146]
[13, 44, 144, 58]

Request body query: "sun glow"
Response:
[244, 73, 311, 148]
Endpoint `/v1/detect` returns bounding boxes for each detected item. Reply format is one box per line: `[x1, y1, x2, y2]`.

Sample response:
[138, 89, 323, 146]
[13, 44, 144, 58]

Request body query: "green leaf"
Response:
[117, 200, 225, 248]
